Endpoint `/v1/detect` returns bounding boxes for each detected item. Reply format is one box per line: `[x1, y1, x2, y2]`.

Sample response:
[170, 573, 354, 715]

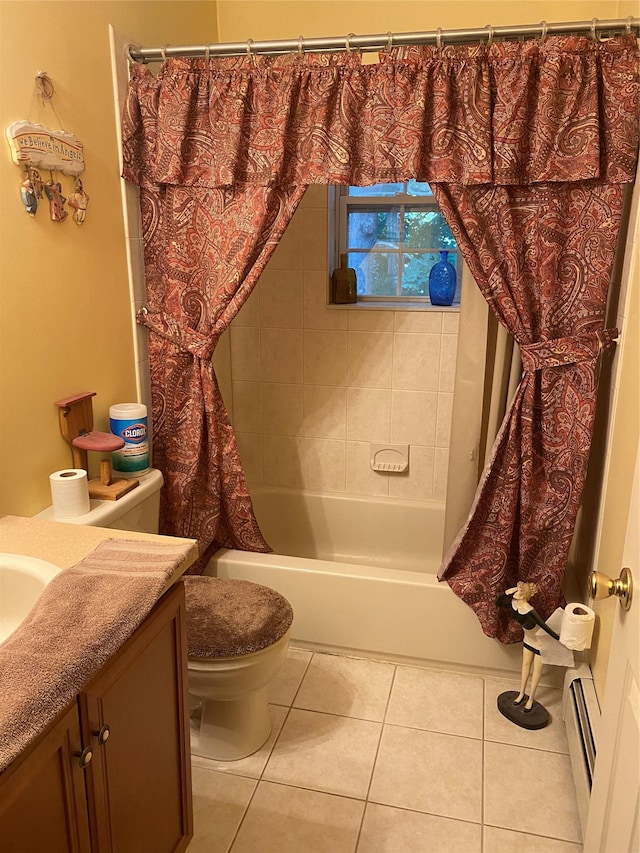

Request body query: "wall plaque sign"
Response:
[6, 120, 85, 177]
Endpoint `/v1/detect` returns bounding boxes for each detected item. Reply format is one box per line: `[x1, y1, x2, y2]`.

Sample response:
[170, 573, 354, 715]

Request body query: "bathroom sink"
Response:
[0, 553, 62, 644]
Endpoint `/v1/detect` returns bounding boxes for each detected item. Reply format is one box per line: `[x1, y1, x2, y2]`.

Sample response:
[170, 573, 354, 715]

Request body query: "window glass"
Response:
[348, 183, 404, 197]
[337, 182, 460, 304]
[403, 211, 455, 250]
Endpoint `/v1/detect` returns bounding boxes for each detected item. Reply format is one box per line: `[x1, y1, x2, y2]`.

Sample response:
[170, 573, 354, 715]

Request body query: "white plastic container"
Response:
[109, 403, 149, 477]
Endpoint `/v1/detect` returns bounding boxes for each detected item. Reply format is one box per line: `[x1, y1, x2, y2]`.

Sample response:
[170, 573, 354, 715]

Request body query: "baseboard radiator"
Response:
[563, 663, 601, 835]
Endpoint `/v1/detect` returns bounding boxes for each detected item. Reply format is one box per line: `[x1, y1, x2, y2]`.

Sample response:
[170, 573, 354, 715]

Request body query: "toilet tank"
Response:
[35, 469, 163, 533]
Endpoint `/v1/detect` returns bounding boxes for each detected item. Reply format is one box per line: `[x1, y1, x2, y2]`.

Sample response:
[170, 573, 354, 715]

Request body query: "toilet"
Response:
[37, 468, 293, 760]
[184, 575, 292, 760]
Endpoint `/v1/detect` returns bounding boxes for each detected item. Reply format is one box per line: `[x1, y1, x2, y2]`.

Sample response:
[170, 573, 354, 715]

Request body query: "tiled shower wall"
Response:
[213, 186, 458, 502]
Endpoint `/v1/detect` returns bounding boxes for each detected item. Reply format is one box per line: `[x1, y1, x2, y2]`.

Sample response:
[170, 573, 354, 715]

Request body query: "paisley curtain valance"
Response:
[122, 34, 639, 190]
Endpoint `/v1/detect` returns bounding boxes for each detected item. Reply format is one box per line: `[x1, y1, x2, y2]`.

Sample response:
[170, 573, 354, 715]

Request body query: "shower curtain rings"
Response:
[246, 38, 254, 59]
[591, 18, 599, 41]
[204, 43, 210, 61]
[539, 21, 548, 43]
[345, 33, 355, 53]
[298, 36, 304, 57]
[160, 44, 168, 62]
[484, 25, 494, 47]
[626, 16, 634, 32]
[436, 27, 443, 54]
[386, 31, 393, 51]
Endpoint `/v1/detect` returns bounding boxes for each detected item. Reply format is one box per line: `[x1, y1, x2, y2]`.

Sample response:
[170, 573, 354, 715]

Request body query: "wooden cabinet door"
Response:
[79, 583, 193, 853]
[0, 702, 91, 853]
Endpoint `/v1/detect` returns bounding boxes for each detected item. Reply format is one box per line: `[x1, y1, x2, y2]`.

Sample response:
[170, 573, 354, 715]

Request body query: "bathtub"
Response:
[0, 554, 62, 644]
[207, 488, 521, 675]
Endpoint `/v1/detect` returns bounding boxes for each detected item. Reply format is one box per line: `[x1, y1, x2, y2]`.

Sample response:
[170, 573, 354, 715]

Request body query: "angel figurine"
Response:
[44, 178, 68, 222]
[20, 170, 38, 216]
[67, 178, 90, 225]
[31, 169, 44, 199]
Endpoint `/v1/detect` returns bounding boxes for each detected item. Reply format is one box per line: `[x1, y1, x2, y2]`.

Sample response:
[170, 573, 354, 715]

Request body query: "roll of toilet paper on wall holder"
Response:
[560, 602, 596, 651]
[49, 469, 91, 519]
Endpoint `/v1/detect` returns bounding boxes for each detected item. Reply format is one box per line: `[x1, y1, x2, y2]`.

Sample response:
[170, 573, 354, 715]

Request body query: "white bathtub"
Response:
[0, 554, 62, 644]
[207, 488, 521, 675]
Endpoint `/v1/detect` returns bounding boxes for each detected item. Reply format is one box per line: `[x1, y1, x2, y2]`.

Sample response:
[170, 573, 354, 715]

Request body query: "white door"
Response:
[584, 436, 640, 852]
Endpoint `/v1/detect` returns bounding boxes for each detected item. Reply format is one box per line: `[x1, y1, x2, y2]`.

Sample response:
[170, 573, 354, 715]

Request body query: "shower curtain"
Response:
[122, 35, 639, 640]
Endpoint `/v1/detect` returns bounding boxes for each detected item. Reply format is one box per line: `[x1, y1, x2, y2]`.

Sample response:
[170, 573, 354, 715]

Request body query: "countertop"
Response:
[0, 514, 198, 593]
[0, 515, 199, 773]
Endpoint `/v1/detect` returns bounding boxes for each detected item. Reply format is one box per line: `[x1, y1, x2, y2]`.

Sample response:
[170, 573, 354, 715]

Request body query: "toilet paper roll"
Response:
[49, 469, 91, 519]
[560, 602, 596, 651]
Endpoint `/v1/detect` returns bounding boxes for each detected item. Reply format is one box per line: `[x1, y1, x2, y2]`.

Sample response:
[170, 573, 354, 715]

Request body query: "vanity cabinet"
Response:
[0, 582, 193, 853]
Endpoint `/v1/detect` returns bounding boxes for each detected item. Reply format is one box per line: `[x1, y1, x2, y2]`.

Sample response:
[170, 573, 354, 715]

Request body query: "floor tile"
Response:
[369, 724, 482, 823]
[294, 652, 395, 721]
[191, 705, 289, 779]
[484, 741, 582, 843]
[189, 767, 257, 853]
[268, 647, 312, 706]
[263, 708, 381, 798]
[483, 825, 584, 852]
[484, 678, 570, 753]
[231, 781, 364, 853]
[386, 665, 484, 739]
[357, 802, 482, 852]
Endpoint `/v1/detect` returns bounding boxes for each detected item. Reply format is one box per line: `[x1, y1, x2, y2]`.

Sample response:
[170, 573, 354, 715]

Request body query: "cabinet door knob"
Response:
[93, 724, 111, 745]
[75, 746, 93, 768]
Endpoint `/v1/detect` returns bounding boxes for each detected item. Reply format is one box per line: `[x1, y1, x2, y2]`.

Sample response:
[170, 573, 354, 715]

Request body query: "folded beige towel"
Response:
[0, 538, 193, 773]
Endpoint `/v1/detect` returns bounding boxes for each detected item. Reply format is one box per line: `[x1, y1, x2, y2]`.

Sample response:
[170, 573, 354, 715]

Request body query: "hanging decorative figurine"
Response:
[67, 178, 89, 225]
[31, 168, 44, 199]
[20, 169, 38, 216]
[5, 71, 89, 224]
[44, 174, 67, 222]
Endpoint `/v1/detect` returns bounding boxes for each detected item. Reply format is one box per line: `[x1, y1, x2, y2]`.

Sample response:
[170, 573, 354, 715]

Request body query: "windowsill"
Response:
[327, 301, 460, 312]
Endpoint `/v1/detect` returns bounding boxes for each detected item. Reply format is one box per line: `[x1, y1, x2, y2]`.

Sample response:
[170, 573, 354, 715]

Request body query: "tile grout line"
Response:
[352, 663, 399, 852]
[227, 651, 315, 852]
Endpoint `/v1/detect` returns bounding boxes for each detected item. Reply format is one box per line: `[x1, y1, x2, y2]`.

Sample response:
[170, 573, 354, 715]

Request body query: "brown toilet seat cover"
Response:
[183, 576, 293, 659]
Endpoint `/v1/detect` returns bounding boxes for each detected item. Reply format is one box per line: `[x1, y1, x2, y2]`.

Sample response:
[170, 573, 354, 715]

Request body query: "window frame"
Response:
[333, 184, 460, 305]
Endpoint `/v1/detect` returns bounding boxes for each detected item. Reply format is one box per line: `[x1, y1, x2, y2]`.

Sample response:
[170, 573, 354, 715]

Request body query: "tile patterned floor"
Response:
[188, 649, 583, 853]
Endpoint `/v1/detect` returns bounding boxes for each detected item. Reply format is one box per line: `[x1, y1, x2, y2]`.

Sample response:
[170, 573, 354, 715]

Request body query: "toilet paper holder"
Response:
[55, 391, 139, 500]
[589, 567, 633, 611]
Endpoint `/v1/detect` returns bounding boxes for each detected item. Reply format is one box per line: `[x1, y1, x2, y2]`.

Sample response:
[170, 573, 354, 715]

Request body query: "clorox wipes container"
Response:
[109, 403, 149, 477]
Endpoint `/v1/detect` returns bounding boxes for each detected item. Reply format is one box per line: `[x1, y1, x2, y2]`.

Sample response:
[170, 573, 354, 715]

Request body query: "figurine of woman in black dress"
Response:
[496, 582, 560, 712]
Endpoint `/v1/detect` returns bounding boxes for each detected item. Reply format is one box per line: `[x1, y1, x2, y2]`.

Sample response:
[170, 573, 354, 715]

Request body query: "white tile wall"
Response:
[226, 186, 458, 501]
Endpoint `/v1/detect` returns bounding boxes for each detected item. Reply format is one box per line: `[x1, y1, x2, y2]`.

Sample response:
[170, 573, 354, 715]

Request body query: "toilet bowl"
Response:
[37, 468, 293, 761]
[184, 575, 293, 761]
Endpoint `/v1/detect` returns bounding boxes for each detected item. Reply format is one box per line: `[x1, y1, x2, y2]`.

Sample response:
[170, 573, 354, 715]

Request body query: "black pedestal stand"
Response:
[497, 690, 549, 730]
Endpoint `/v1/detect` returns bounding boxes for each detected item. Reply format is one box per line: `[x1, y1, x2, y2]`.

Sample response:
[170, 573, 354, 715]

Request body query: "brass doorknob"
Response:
[589, 567, 633, 611]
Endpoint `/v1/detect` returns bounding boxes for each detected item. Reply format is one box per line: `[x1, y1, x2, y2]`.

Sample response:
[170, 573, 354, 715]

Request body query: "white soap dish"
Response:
[370, 444, 409, 473]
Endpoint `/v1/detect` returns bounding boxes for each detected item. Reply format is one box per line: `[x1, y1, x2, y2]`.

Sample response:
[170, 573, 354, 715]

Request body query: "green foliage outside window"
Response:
[343, 185, 459, 300]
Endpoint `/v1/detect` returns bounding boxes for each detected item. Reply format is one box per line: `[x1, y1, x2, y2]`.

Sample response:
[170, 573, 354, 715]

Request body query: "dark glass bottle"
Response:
[331, 254, 357, 304]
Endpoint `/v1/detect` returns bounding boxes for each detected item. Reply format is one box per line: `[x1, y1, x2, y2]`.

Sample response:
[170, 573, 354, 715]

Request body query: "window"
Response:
[334, 181, 460, 304]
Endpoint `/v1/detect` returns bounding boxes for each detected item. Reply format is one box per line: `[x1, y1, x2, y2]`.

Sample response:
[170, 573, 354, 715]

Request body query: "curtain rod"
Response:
[128, 17, 639, 63]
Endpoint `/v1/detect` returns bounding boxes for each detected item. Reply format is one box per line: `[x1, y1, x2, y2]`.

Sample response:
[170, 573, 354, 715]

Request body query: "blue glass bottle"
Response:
[428, 250, 456, 306]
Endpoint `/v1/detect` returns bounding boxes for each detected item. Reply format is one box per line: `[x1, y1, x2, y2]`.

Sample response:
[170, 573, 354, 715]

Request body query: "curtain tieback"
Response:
[136, 307, 218, 360]
[520, 328, 619, 373]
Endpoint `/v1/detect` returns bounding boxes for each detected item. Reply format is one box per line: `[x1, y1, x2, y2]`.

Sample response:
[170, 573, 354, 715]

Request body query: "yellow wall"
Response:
[217, 0, 624, 42]
[0, 1, 217, 516]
